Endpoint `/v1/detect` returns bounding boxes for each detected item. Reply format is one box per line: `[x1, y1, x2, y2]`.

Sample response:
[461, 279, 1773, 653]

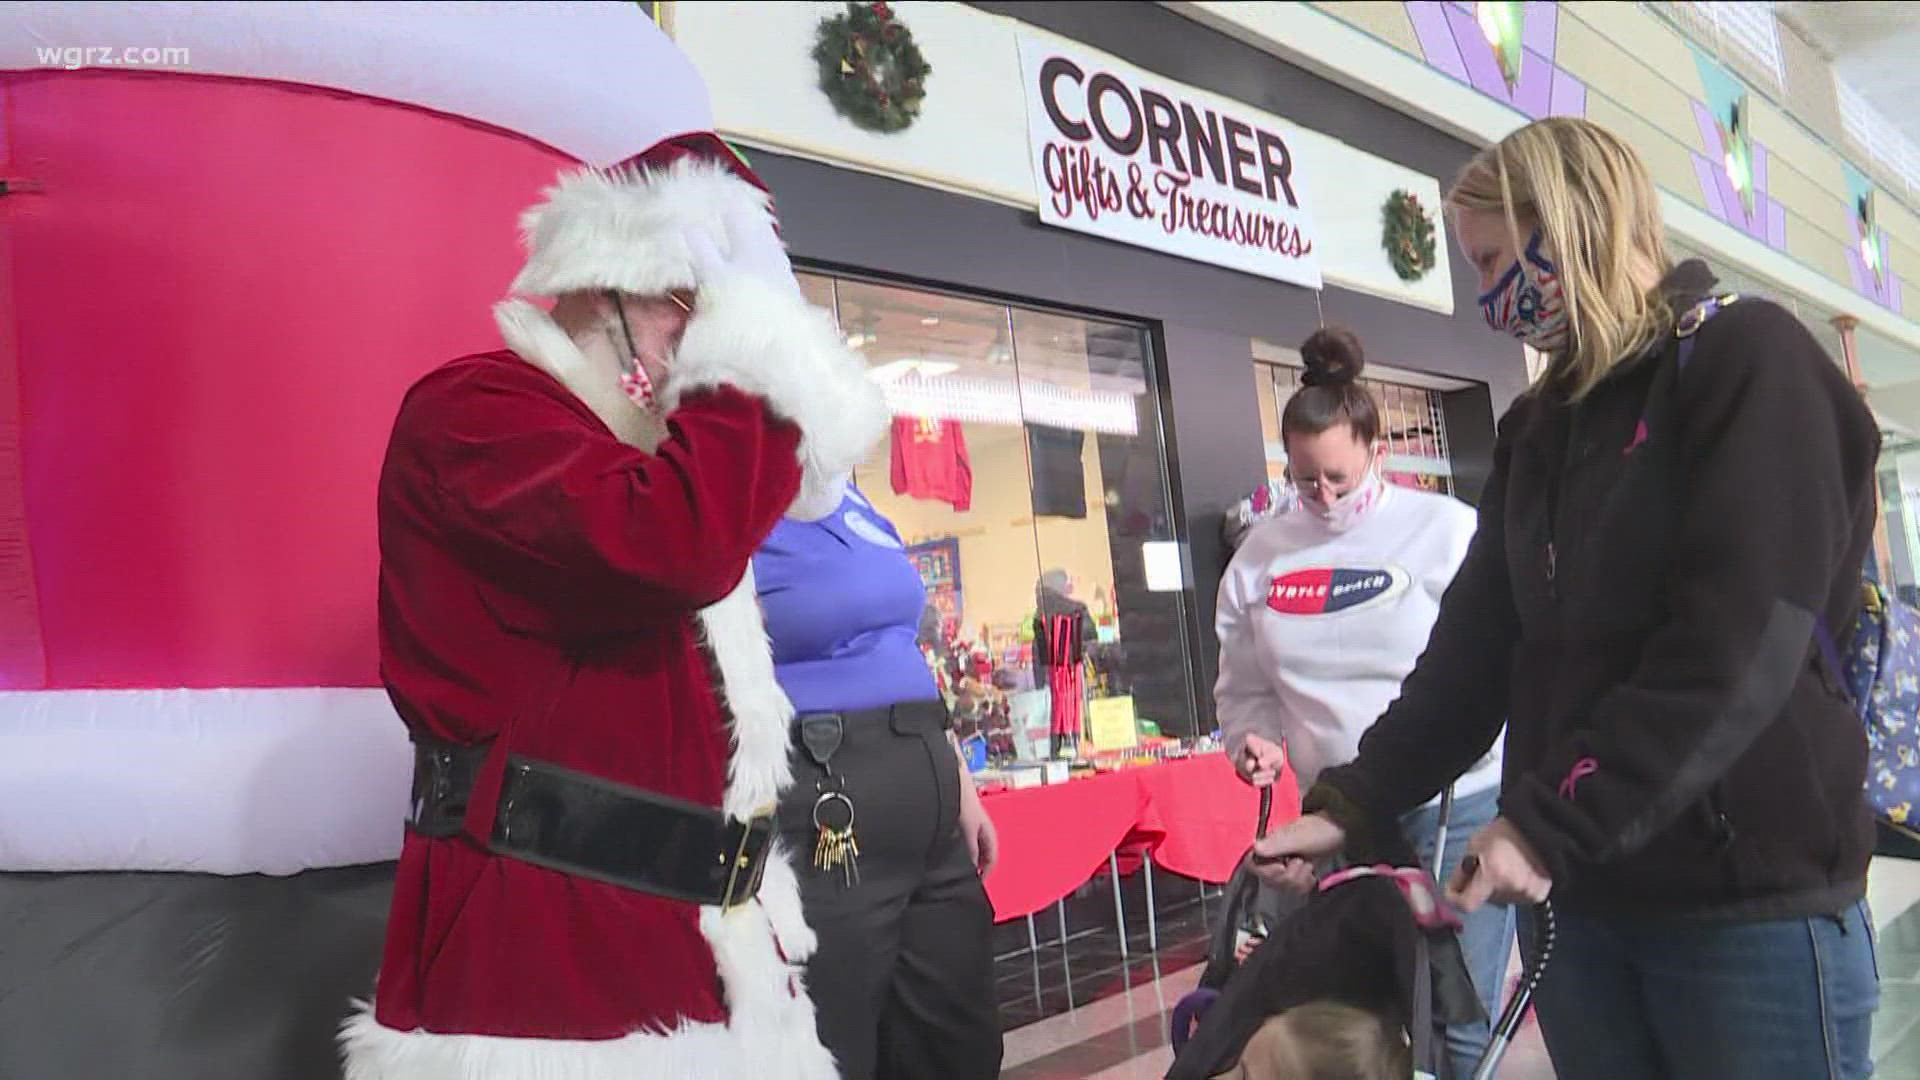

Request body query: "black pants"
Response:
[777, 704, 1004, 1080]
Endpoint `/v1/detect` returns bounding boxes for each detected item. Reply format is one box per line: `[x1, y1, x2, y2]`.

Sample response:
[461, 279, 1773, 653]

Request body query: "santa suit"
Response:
[341, 144, 887, 1079]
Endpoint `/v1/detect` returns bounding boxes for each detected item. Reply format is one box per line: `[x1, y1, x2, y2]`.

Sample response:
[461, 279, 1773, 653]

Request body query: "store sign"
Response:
[1016, 35, 1322, 289]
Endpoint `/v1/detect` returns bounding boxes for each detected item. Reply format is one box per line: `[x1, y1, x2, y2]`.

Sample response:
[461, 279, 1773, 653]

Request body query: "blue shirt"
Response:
[753, 487, 941, 715]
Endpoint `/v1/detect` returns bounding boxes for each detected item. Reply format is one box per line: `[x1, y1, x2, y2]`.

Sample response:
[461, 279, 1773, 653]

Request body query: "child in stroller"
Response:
[1167, 845, 1485, 1080]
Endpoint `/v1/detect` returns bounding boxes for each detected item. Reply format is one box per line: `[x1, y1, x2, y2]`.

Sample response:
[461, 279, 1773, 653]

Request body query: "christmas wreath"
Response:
[813, 2, 931, 134]
[1382, 189, 1438, 283]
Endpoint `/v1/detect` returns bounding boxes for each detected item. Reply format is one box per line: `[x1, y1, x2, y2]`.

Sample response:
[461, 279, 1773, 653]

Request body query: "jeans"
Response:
[1400, 785, 1517, 1080]
[1517, 900, 1880, 1080]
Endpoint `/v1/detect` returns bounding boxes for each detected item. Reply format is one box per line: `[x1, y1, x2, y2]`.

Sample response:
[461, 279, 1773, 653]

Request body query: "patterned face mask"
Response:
[1479, 229, 1569, 352]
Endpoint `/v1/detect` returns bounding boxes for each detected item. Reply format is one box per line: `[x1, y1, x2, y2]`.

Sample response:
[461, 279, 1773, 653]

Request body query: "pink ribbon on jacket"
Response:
[1558, 756, 1600, 800]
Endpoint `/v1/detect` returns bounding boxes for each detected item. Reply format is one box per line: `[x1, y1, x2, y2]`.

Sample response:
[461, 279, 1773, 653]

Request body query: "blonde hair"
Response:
[1447, 117, 1675, 400]
[1224, 1002, 1412, 1080]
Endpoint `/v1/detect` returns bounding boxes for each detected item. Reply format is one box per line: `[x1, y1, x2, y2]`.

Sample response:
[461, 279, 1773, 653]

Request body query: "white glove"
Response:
[682, 198, 802, 300]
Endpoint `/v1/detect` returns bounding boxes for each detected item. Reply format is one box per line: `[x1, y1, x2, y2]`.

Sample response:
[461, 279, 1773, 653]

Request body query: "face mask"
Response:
[1479, 229, 1569, 352]
[1307, 467, 1384, 533]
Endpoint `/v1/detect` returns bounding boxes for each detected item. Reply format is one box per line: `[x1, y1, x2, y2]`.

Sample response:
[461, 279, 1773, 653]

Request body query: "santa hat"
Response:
[508, 131, 775, 301]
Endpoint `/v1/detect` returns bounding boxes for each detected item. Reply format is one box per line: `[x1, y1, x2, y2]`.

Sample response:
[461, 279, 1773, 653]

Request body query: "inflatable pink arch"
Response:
[0, 6, 714, 1074]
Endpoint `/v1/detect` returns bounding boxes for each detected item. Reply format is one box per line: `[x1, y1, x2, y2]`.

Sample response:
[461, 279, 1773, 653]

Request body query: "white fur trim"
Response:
[666, 274, 890, 488]
[786, 472, 849, 523]
[338, 859, 835, 1080]
[754, 843, 819, 961]
[695, 568, 796, 821]
[493, 300, 666, 451]
[510, 157, 771, 300]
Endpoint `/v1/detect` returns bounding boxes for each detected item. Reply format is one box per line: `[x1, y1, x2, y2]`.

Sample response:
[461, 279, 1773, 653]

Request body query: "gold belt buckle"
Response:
[720, 805, 776, 915]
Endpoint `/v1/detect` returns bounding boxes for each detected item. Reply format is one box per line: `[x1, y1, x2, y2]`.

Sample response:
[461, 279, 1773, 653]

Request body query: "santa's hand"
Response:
[682, 200, 800, 300]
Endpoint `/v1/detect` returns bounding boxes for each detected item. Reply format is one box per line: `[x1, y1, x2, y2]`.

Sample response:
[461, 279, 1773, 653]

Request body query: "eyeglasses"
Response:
[1284, 469, 1353, 497]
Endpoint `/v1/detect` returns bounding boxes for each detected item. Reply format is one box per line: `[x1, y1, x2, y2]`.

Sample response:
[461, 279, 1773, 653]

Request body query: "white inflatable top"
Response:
[1, 2, 711, 167]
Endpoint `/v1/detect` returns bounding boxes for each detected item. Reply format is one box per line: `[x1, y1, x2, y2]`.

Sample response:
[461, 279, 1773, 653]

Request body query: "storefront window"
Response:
[1250, 347, 1459, 496]
[795, 271, 1198, 755]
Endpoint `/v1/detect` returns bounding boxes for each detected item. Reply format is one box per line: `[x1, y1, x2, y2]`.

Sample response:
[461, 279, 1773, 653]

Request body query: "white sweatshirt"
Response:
[1214, 482, 1503, 806]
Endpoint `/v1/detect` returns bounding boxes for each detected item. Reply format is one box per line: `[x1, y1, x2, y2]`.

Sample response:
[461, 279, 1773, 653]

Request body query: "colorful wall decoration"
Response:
[1689, 47, 1787, 254]
[1404, 1, 1587, 121]
[1250, 2, 1920, 347]
[1846, 163, 1904, 315]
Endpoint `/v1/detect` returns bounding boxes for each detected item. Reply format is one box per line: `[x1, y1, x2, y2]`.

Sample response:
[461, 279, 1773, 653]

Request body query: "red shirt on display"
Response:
[890, 415, 973, 511]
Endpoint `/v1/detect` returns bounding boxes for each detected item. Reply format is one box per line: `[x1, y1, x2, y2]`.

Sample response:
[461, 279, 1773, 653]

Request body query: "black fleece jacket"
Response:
[1311, 262, 1883, 920]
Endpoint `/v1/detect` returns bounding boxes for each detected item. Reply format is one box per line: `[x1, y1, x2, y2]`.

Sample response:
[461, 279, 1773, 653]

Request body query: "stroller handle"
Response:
[1470, 899, 1556, 1080]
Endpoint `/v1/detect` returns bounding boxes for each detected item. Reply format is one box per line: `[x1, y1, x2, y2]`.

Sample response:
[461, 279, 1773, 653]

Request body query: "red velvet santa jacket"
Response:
[343, 276, 887, 1080]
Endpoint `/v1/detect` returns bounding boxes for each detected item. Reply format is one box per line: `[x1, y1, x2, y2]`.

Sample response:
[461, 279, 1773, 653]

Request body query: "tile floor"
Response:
[994, 857, 1920, 1078]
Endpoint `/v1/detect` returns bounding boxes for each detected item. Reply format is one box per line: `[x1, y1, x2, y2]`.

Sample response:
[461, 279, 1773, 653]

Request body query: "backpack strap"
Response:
[1651, 292, 1738, 448]
[1813, 618, 1849, 693]
[1673, 291, 1740, 375]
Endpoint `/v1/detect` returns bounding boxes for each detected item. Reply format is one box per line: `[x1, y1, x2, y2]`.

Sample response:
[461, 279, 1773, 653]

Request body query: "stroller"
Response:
[1167, 788, 1553, 1080]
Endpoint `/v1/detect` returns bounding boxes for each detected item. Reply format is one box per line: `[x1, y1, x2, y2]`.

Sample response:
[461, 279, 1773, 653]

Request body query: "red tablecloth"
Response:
[1131, 754, 1300, 882]
[979, 769, 1151, 921]
[979, 754, 1301, 922]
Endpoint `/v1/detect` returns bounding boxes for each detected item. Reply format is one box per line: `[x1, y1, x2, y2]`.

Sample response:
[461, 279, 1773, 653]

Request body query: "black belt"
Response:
[791, 699, 949, 739]
[408, 737, 772, 911]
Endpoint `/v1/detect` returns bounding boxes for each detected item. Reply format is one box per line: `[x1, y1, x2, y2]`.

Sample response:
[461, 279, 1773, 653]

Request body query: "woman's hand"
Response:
[1247, 812, 1345, 894]
[958, 776, 999, 878]
[952, 735, 998, 877]
[1234, 733, 1287, 788]
[1445, 816, 1552, 912]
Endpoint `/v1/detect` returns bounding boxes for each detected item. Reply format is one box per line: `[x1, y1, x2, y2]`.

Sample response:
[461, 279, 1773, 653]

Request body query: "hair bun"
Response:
[1300, 327, 1365, 387]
